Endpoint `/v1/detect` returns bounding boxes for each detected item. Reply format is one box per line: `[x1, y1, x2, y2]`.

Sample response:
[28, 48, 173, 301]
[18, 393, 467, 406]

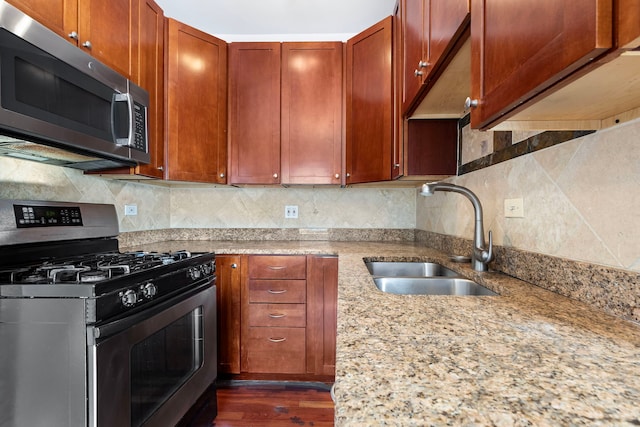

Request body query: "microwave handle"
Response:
[112, 92, 134, 146]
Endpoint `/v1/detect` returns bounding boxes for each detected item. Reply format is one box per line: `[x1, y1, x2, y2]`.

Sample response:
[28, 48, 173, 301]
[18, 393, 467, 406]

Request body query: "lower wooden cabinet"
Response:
[215, 254, 337, 380]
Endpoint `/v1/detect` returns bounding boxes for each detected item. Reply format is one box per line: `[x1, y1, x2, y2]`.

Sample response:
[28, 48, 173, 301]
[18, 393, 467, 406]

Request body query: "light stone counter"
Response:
[125, 240, 640, 426]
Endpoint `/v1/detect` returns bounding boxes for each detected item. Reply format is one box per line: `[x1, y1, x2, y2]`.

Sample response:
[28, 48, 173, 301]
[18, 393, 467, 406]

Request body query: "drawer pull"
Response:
[268, 313, 286, 318]
[268, 337, 286, 343]
[267, 289, 287, 294]
[267, 265, 286, 270]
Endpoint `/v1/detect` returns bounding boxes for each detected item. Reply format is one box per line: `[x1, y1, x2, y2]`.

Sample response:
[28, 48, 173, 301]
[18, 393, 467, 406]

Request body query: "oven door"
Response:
[87, 280, 217, 427]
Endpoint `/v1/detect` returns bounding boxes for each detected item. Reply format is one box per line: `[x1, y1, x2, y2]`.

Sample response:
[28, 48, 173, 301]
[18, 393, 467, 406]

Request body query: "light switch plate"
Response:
[285, 205, 298, 219]
[504, 198, 524, 218]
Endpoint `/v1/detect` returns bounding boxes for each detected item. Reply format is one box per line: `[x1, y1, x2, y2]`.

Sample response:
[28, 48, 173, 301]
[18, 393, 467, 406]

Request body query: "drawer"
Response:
[248, 279, 306, 303]
[248, 304, 306, 327]
[248, 255, 306, 279]
[245, 327, 305, 373]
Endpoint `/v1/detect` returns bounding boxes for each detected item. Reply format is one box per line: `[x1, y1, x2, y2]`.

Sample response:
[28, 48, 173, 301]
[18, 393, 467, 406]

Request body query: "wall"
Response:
[416, 117, 640, 272]
[0, 157, 416, 233]
[0, 157, 171, 232]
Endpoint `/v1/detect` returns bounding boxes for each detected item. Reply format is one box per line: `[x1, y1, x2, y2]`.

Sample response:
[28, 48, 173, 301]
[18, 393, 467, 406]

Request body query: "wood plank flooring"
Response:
[189, 381, 335, 427]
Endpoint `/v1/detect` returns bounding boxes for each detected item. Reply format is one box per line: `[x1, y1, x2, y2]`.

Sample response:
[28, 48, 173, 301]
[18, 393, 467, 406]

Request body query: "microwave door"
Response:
[0, 27, 133, 164]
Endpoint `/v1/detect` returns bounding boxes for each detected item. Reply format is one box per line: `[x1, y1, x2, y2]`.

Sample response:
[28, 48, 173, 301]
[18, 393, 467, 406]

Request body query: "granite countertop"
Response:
[126, 240, 640, 426]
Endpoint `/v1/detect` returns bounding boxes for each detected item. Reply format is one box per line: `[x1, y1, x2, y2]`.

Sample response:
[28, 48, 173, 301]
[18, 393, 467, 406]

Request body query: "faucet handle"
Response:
[481, 231, 494, 263]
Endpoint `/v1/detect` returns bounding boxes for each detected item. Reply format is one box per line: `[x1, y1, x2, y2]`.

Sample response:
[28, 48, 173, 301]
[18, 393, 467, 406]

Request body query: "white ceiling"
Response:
[155, 0, 397, 42]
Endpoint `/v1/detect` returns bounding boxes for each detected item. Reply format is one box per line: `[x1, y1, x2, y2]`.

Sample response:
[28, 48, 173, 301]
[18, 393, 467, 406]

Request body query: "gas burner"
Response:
[78, 270, 110, 283]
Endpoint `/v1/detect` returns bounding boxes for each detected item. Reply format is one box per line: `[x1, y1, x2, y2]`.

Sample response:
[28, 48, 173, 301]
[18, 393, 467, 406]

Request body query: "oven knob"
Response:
[188, 267, 201, 280]
[142, 282, 157, 299]
[120, 289, 137, 307]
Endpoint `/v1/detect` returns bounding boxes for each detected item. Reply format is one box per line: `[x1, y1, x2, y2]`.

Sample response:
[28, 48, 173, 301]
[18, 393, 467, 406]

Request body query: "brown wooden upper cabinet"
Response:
[228, 43, 281, 185]
[402, 0, 470, 115]
[468, 0, 640, 130]
[165, 19, 227, 183]
[131, 0, 164, 179]
[7, 0, 139, 79]
[228, 42, 343, 185]
[345, 16, 394, 185]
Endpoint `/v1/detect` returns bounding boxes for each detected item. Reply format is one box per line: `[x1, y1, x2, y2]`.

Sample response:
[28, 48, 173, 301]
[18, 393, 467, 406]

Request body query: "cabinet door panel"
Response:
[165, 19, 227, 183]
[6, 0, 77, 42]
[281, 42, 342, 184]
[346, 17, 393, 184]
[428, 0, 469, 70]
[78, 0, 137, 78]
[471, 0, 612, 128]
[229, 43, 281, 184]
[216, 255, 241, 374]
[402, 0, 425, 109]
[133, 0, 164, 178]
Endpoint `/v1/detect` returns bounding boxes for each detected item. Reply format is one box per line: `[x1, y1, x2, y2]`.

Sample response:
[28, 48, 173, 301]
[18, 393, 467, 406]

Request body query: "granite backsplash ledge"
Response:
[415, 230, 640, 323]
[118, 228, 415, 248]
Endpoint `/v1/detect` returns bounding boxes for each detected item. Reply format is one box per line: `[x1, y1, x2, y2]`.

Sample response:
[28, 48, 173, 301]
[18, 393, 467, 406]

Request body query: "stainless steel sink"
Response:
[365, 261, 458, 277]
[373, 277, 498, 296]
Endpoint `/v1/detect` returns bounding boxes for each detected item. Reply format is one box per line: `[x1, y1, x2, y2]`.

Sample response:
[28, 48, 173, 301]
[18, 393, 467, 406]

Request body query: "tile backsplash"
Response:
[417, 117, 640, 273]
[1, 116, 638, 274]
[0, 157, 415, 232]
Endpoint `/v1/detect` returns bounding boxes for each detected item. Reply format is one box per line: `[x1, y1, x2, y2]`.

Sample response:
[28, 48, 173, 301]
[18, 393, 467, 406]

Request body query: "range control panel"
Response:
[13, 204, 83, 228]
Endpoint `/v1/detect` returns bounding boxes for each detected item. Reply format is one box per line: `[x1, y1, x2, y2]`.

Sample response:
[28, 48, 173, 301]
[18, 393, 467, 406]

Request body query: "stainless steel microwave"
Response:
[0, 1, 149, 170]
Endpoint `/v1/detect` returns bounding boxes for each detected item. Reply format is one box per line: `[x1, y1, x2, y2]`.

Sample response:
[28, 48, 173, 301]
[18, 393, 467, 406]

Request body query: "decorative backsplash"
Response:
[418, 116, 640, 273]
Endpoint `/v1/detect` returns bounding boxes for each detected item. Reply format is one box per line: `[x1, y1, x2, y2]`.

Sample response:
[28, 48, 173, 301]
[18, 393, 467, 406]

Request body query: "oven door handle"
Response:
[92, 279, 214, 341]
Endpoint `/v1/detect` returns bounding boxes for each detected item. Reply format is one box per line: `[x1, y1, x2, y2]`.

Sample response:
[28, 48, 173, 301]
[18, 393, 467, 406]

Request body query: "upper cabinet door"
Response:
[6, 0, 137, 78]
[6, 0, 78, 40]
[470, 0, 613, 129]
[77, 0, 138, 78]
[401, 0, 470, 115]
[165, 19, 228, 183]
[427, 0, 469, 73]
[228, 43, 281, 185]
[402, 0, 426, 111]
[281, 42, 343, 185]
[345, 16, 394, 185]
[132, 0, 164, 178]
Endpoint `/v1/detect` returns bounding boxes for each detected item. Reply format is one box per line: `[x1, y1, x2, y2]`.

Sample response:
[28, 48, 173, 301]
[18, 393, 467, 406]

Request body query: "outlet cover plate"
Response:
[124, 204, 138, 216]
[504, 198, 524, 218]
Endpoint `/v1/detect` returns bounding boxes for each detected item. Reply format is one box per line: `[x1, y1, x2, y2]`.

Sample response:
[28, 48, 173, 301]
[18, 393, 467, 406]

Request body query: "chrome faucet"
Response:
[420, 182, 494, 271]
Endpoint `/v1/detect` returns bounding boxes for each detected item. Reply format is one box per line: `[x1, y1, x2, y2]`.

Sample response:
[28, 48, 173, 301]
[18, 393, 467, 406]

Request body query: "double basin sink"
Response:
[366, 261, 498, 296]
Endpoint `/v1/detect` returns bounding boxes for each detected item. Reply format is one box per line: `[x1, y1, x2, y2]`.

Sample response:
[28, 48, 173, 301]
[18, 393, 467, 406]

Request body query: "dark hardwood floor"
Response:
[184, 381, 335, 427]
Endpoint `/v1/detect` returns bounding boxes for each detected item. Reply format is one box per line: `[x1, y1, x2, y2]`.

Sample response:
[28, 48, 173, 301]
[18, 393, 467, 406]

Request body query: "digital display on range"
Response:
[13, 204, 83, 228]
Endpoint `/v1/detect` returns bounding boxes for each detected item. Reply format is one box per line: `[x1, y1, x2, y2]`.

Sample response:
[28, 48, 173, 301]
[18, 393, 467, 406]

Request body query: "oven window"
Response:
[130, 306, 203, 426]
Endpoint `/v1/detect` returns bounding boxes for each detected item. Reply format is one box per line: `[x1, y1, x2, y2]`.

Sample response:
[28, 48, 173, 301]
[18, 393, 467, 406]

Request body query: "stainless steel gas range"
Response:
[0, 200, 217, 427]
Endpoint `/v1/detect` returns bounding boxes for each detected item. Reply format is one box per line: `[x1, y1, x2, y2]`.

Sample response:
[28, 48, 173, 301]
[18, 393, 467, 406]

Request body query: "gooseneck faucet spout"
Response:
[420, 182, 494, 271]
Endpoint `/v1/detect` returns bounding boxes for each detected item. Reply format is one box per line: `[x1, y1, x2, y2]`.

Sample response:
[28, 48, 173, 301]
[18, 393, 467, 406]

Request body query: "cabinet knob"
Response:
[273, 173, 278, 179]
[231, 263, 237, 269]
[414, 69, 423, 77]
[394, 163, 400, 168]
[346, 173, 351, 178]
[219, 173, 225, 178]
[465, 97, 479, 109]
[157, 166, 164, 171]
[334, 173, 340, 179]
[82, 40, 92, 49]
[418, 60, 429, 68]
[68, 31, 79, 40]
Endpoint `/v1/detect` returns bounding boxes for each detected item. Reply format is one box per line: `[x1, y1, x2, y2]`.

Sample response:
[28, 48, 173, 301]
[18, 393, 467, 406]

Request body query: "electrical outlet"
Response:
[124, 204, 138, 216]
[504, 198, 524, 218]
[284, 205, 298, 219]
